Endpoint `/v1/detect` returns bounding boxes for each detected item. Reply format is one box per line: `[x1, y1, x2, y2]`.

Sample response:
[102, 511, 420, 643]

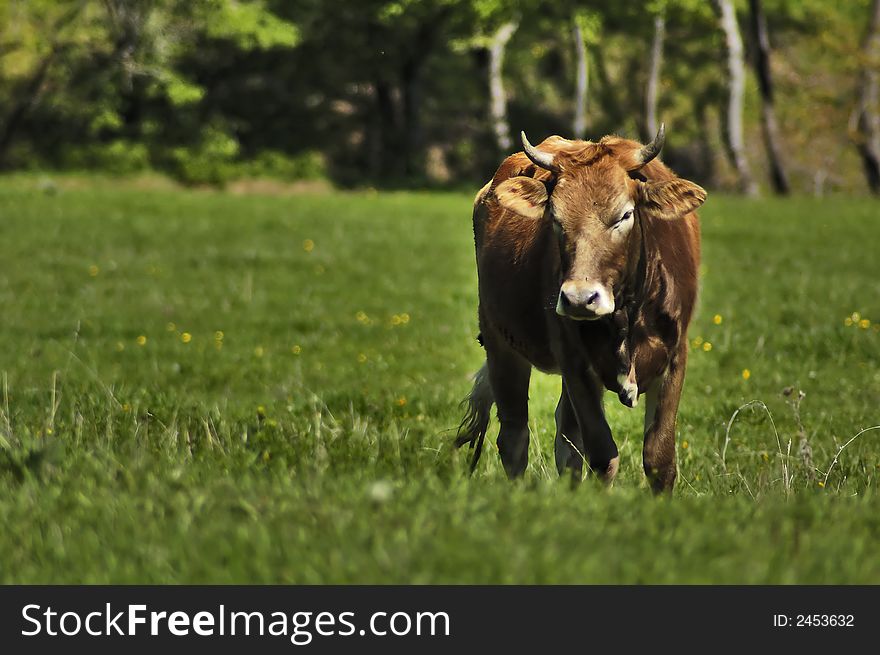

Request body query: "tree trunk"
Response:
[399, 8, 451, 178]
[715, 0, 758, 196]
[572, 18, 589, 139]
[644, 13, 665, 141]
[106, 1, 147, 133]
[401, 58, 424, 177]
[854, 0, 880, 194]
[592, 47, 624, 127]
[748, 0, 790, 194]
[488, 21, 518, 152]
[370, 78, 398, 178]
[0, 48, 59, 168]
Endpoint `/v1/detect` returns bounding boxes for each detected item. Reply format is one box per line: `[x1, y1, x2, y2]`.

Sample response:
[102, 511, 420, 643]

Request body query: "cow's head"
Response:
[493, 126, 706, 320]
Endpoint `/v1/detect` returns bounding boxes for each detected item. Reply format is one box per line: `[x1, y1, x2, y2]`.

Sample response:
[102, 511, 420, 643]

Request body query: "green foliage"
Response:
[0, 182, 878, 582]
[573, 8, 602, 42]
[168, 123, 240, 185]
[0, 0, 878, 189]
[60, 139, 152, 173]
[201, 0, 300, 48]
[0, 0, 303, 183]
[237, 150, 327, 180]
[161, 70, 206, 107]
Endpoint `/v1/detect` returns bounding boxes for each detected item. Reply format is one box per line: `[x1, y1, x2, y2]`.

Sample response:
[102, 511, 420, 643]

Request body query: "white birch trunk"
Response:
[572, 18, 589, 139]
[644, 13, 665, 141]
[715, 0, 758, 196]
[488, 21, 518, 152]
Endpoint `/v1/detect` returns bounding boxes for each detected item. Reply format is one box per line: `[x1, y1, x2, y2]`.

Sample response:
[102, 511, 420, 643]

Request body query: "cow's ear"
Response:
[638, 178, 706, 220]
[494, 177, 549, 220]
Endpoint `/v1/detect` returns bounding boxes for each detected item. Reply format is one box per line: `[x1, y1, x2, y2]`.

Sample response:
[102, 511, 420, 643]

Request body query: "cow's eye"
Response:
[611, 210, 633, 229]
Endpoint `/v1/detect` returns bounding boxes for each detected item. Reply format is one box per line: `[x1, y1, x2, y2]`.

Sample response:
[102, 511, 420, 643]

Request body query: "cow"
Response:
[454, 125, 706, 493]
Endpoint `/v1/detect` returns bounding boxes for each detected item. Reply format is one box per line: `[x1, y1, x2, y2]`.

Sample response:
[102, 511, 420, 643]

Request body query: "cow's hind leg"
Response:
[554, 382, 584, 478]
[485, 341, 532, 479]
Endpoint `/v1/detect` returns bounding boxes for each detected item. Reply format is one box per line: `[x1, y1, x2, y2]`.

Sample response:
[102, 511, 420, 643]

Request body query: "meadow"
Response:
[0, 175, 878, 584]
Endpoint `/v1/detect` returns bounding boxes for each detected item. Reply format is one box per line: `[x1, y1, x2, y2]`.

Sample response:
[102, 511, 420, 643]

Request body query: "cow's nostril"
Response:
[585, 290, 600, 307]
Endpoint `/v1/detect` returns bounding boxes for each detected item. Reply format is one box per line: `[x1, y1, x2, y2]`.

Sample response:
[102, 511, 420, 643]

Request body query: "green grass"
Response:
[0, 176, 879, 583]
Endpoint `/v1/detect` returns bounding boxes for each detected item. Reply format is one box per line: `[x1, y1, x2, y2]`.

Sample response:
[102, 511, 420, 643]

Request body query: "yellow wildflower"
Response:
[291, 344, 302, 355]
[742, 369, 751, 380]
[303, 239, 315, 252]
[713, 314, 722, 325]
[702, 341, 712, 352]
[181, 332, 192, 344]
[859, 319, 871, 329]
[396, 397, 407, 407]
[136, 335, 147, 346]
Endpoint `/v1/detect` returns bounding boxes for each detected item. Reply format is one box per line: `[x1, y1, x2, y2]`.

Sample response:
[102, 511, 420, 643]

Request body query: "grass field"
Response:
[0, 175, 879, 583]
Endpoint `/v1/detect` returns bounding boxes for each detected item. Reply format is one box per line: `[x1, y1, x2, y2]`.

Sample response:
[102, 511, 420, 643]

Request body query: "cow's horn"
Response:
[521, 131, 560, 173]
[634, 122, 665, 168]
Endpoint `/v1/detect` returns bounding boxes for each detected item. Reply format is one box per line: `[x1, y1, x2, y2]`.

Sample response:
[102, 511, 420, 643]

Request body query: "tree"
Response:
[853, 0, 880, 194]
[0, 1, 90, 167]
[487, 20, 518, 151]
[0, 0, 299, 180]
[644, 6, 666, 141]
[571, 11, 594, 139]
[2, 0, 879, 192]
[714, 0, 758, 196]
[748, 0, 790, 194]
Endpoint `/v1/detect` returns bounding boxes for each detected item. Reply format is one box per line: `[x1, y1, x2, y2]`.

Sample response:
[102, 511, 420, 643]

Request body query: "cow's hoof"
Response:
[598, 456, 620, 485]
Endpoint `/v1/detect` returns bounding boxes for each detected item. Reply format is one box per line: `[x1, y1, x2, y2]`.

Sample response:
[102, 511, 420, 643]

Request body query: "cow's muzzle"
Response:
[556, 281, 615, 320]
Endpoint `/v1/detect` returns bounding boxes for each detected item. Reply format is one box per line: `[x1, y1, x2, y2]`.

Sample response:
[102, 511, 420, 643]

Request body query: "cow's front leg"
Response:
[554, 381, 584, 478]
[560, 364, 619, 484]
[642, 343, 688, 493]
[485, 340, 532, 479]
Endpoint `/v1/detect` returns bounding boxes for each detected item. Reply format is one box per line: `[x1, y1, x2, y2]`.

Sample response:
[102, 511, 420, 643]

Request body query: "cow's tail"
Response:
[454, 362, 494, 473]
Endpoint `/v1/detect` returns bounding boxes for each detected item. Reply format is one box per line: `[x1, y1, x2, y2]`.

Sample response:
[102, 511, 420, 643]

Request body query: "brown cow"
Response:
[455, 126, 706, 492]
